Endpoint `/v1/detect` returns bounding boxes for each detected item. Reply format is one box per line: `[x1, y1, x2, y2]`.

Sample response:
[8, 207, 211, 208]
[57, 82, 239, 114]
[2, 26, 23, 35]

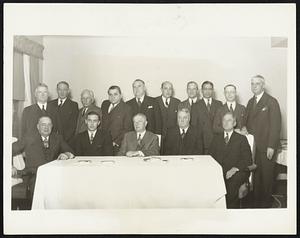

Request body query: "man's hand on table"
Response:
[126, 151, 144, 157]
[266, 147, 274, 160]
[57, 152, 75, 160]
[226, 167, 239, 180]
[12, 166, 18, 177]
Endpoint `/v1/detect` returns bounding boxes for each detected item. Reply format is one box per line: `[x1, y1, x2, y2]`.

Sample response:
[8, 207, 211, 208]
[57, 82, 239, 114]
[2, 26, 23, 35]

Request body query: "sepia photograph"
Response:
[3, 3, 296, 234]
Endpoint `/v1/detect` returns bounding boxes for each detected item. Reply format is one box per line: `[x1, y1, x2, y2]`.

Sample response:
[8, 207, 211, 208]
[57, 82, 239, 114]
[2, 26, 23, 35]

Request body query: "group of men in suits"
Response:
[12, 74, 281, 209]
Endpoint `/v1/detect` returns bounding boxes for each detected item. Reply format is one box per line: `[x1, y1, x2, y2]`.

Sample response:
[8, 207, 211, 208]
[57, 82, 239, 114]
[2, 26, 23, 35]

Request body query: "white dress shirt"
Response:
[37, 102, 47, 111]
[255, 91, 264, 103]
[136, 95, 145, 104]
[226, 101, 236, 111]
[41, 136, 49, 141]
[162, 96, 170, 107]
[179, 126, 189, 134]
[189, 98, 197, 106]
[224, 130, 234, 140]
[58, 97, 67, 106]
[136, 130, 146, 140]
[88, 130, 97, 141]
[108, 102, 119, 113]
[203, 97, 212, 107]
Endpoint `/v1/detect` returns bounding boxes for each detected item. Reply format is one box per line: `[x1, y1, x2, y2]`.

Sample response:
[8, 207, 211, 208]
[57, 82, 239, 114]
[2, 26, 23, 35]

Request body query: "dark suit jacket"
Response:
[178, 98, 200, 112]
[163, 125, 203, 155]
[155, 96, 180, 137]
[21, 103, 60, 138]
[208, 131, 252, 173]
[244, 92, 281, 152]
[74, 129, 113, 156]
[49, 98, 79, 142]
[12, 133, 73, 172]
[126, 96, 162, 134]
[75, 104, 102, 134]
[118, 131, 160, 156]
[213, 103, 246, 133]
[101, 100, 133, 146]
[192, 98, 223, 150]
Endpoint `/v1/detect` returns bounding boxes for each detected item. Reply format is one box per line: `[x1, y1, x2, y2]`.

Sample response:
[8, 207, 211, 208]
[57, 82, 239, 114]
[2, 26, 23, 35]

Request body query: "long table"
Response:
[32, 155, 227, 209]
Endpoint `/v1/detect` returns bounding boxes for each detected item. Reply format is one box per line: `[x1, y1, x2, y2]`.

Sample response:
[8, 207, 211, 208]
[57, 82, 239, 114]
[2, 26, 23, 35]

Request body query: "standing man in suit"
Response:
[193, 81, 222, 154]
[101, 86, 133, 155]
[118, 113, 160, 157]
[242, 75, 281, 208]
[74, 111, 113, 156]
[49, 81, 79, 143]
[209, 112, 252, 208]
[12, 116, 74, 205]
[163, 108, 203, 155]
[213, 84, 246, 134]
[21, 83, 60, 138]
[178, 81, 200, 113]
[75, 89, 102, 134]
[126, 79, 162, 135]
[155, 81, 180, 151]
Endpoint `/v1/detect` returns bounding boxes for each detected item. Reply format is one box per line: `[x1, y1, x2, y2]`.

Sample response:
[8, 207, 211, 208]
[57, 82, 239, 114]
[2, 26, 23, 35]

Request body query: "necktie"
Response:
[42, 105, 47, 113]
[82, 107, 87, 117]
[253, 96, 258, 111]
[224, 132, 229, 144]
[59, 99, 63, 107]
[137, 98, 142, 107]
[90, 132, 94, 144]
[207, 99, 211, 112]
[181, 129, 186, 139]
[191, 100, 194, 107]
[137, 133, 142, 149]
[165, 98, 169, 107]
[108, 103, 114, 113]
[43, 137, 49, 149]
[230, 103, 234, 113]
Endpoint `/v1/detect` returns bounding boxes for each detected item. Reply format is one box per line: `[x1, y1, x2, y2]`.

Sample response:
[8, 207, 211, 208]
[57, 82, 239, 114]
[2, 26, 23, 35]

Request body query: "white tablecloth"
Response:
[32, 155, 226, 209]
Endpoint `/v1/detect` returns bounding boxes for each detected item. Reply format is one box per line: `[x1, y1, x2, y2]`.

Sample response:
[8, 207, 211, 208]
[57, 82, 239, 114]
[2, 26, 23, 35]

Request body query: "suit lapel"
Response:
[253, 93, 268, 118]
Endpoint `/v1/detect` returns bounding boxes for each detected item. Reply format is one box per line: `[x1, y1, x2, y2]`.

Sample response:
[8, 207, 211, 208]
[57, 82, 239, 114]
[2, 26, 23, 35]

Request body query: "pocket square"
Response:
[148, 105, 153, 109]
[262, 107, 268, 111]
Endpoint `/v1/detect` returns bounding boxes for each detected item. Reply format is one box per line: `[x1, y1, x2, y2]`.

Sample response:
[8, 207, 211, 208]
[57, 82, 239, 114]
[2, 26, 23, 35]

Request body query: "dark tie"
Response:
[90, 132, 94, 144]
[181, 129, 186, 139]
[224, 132, 229, 144]
[253, 96, 258, 111]
[82, 107, 87, 117]
[230, 103, 234, 113]
[137, 98, 142, 107]
[137, 133, 142, 149]
[59, 99, 63, 107]
[43, 137, 49, 149]
[165, 98, 169, 107]
[42, 105, 47, 113]
[207, 99, 211, 112]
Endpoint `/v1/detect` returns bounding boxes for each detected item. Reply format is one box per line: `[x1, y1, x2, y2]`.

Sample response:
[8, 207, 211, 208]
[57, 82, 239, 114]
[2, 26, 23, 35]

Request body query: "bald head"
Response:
[161, 81, 174, 98]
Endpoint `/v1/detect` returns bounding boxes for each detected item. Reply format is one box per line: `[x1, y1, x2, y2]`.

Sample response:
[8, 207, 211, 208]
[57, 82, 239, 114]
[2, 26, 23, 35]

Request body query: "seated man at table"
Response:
[163, 108, 203, 155]
[12, 116, 74, 201]
[74, 111, 114, 156]
[208, 112, 252, 208]
[118, 113, 160, 157]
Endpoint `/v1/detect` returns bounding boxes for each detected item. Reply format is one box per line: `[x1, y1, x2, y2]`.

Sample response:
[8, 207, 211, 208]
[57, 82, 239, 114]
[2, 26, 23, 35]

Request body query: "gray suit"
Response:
[118, 131, 160, 156]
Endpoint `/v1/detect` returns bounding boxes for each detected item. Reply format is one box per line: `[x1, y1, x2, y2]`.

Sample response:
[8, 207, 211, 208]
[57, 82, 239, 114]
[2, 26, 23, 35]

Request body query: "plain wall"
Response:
[42, 36, 287, 139]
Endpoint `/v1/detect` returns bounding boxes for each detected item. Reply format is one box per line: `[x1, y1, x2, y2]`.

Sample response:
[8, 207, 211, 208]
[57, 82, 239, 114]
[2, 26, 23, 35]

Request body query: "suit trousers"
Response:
[225, 171, 249, 209]
[253, 149, 276, 208]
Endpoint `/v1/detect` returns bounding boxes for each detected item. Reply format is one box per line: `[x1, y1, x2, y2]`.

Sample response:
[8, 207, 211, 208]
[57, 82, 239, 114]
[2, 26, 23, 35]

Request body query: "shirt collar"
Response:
[41, 135, 49, 141]
[88, 130, 97, 137]
[137, 130, 146, 139]
[37, 102, 47, 110]
[189, 97, 197, 105]
[179, 126, 189, 133]
[58, 97, 67, 105]
[255, 91, 264, 103]
[136, 95, 145, 104]
[203, 97, 212, 105]
[226, 101, 236, 110]
[162, 95, 170, 104]
[224, 130, 234, 139]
